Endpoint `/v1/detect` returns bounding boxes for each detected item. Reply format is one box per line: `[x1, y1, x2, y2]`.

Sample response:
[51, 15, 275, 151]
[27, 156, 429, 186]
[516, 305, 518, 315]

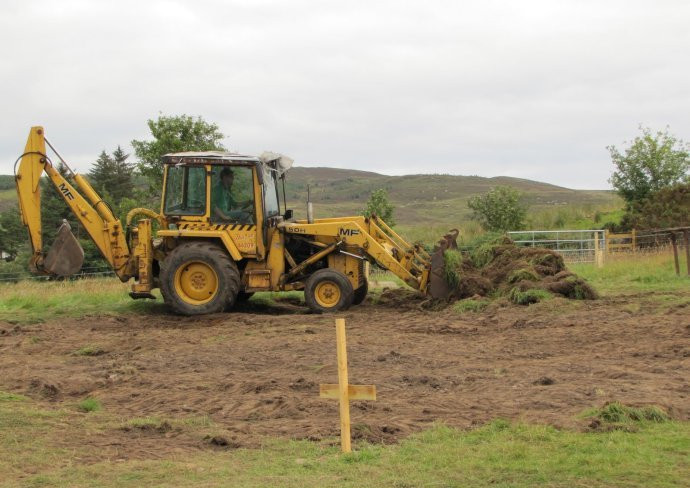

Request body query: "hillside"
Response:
[0, 168, 621, 238]
[284, 167, 620, 229]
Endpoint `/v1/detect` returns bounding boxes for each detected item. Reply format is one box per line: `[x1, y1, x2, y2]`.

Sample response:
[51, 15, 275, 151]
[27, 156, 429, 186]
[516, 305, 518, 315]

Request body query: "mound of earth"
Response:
[445, 236, 597, 305]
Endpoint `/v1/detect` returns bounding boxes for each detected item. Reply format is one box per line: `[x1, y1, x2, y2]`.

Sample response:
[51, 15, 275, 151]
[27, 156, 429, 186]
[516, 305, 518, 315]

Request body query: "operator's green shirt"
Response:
[211, 182, 237, 216]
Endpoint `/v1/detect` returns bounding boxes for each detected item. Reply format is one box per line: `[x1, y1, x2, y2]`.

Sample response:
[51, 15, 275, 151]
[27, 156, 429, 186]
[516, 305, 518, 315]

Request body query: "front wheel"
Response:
[304, 269, 354, 313]
[160, 241, 240, 315]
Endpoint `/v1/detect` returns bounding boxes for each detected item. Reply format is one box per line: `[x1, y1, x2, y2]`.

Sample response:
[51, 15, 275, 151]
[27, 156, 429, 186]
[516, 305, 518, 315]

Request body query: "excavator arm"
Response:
[15, 126, 132, 279]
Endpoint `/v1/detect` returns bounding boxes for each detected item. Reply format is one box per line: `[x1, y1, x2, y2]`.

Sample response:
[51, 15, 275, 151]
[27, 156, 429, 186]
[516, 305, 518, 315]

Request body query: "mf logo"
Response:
[59, 183, 75, 201]
[338, 228, 360, 237]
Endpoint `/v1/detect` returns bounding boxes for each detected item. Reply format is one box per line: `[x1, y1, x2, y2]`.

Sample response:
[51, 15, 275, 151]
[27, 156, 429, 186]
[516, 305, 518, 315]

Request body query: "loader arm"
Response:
[15, 126, 132, 279]
[281, 215, 445, 293]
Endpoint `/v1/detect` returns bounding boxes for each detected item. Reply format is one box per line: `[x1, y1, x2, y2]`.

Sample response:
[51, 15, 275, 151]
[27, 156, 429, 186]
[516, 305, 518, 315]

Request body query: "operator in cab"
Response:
[211, 168, 254, 223]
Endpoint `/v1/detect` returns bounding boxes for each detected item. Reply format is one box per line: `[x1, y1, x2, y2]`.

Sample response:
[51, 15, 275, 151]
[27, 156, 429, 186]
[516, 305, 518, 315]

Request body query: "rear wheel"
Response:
[304, 269, 354, 313]
[160, 241, 240, 315]
[352, 280, 368, 305]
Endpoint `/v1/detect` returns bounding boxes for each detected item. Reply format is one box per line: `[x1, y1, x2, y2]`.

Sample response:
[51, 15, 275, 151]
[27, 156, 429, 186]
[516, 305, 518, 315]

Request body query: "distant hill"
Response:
[0, 167, 620, 231]
[283, 167, 619, 227]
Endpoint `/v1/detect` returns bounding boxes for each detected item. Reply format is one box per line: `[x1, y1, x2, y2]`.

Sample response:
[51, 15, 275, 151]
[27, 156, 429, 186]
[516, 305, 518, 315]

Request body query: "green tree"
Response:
[0, 207, 24, 259]
[88, 146, 134, 203]
[608, 126, 690, 206]
[132, 114, 226, 188]
[468, 186, 527, 232]
[628, 182, 690, 229]
[363, 188, 395, 226]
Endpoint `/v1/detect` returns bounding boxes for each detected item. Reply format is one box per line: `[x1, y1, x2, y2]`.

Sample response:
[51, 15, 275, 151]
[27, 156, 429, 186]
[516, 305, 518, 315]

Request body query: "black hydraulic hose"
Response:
[13, 151, 51, 176]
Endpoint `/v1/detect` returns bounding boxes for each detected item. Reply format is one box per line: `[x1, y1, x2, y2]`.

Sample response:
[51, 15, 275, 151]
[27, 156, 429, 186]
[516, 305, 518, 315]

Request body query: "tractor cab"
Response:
[159, 151, 292, 259]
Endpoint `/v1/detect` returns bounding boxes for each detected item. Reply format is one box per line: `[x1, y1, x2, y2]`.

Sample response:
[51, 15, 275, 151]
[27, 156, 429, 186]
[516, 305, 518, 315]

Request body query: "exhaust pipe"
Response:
[307, 185, 314, 224]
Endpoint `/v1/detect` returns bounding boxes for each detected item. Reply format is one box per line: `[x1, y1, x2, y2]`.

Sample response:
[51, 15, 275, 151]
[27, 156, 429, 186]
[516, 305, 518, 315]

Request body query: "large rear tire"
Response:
[160, 241, 240, 315]
[352, 280, 368, 305]
[304, 269, 354, 313]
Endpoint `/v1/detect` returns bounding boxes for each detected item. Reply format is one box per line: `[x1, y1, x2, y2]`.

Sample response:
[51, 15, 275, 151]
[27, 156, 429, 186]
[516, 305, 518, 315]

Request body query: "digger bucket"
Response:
[428, 229, 459, 299]
[43, 220, 84, 277]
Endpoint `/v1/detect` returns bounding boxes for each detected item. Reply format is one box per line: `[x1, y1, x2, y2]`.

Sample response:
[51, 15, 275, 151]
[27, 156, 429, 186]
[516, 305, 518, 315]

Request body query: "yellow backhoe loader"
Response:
[14, 126, 458, 315]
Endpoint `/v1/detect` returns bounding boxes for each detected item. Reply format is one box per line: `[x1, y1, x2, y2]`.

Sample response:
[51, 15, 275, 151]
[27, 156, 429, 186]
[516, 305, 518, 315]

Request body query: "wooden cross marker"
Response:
[319, 317, 376, 453]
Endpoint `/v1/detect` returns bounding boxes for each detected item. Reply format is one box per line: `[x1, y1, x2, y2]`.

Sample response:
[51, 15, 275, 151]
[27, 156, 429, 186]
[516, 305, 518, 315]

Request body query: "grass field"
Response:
[571, 250, 689, 294]
[1, 242, 688, 487]
[1, 391, 687, 488]
[1, 249, 687, 324]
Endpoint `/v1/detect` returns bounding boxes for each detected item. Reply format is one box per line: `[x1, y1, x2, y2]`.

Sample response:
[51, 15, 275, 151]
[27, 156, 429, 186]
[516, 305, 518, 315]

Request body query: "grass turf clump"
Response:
[452, 298, 491, 313]
[543, 272, 598, 300]
[440, 234, 597, 306]
[508, 287, 552, 305]
[585, 402, 669, 425]
[72, 345, 106, 357]
[443, 249, 463, 289]
[508, 268, 540, 283]
[78, 397, 102, 413]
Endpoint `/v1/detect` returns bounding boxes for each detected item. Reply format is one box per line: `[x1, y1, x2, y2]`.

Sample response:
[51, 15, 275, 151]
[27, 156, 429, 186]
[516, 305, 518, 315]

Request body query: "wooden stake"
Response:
[683, 229, 690, 276]
[335, 318, 351, 453]
[594, 231, 603, 268]
[319, 318, 376, 453]
[671, 233, 680, 276]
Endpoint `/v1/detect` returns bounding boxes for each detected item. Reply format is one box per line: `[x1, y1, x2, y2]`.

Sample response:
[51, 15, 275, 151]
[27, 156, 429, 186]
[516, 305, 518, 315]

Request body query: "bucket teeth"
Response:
[43, 220, 84, 277]
[428, 229, 459, 299]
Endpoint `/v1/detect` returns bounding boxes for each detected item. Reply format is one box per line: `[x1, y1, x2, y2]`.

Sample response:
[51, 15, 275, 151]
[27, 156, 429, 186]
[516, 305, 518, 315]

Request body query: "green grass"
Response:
[583, 402, 670, 424]
[443, 249, 463, 288]
[77, 397, 102, 413]
[0, 278, 164, 324]
[72, 345, 105, 356]
[1, 391, 688, 487]
[508, 287, 552, 305]
[571, 252, 690, 294]
[452, 298, 490, 313]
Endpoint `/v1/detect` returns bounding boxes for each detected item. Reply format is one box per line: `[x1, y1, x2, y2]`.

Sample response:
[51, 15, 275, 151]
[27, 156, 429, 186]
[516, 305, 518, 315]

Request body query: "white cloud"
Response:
[1, 0, 689, 188]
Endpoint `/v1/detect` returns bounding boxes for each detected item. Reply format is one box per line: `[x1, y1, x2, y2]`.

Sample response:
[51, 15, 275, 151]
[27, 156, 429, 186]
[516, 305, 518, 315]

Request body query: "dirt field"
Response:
[1, 290, 688, 463]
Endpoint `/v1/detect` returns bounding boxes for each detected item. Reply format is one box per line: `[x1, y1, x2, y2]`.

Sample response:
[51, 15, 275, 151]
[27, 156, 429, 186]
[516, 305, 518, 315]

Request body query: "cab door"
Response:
[208, 164, 260, 257]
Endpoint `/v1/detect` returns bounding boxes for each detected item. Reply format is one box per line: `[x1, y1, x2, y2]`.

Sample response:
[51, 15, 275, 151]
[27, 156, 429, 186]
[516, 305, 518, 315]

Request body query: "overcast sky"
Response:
[1, 0, 688, 189]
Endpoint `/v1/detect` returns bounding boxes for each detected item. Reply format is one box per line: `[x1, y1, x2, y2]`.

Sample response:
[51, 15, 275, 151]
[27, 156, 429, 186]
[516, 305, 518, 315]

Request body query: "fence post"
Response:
[683, 229, 690, 276]
[670, 233, 680, 276]
[594, 231, 603, 268]
[604, 229, 610, 255]
[632, 229, 637, 253]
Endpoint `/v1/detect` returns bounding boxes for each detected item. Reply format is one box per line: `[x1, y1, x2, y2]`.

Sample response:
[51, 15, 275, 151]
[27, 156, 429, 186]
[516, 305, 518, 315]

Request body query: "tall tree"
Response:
[608, 126, 690, 207]
[0, 207, 24, 258]
[468, 186, 527, 232]
[88, 146, 134, 203]
[132, 114, 226, 188]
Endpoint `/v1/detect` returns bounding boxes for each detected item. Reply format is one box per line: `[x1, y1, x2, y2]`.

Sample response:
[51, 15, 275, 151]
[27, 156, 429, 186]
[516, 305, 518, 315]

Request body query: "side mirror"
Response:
[284, 209, 294, 220]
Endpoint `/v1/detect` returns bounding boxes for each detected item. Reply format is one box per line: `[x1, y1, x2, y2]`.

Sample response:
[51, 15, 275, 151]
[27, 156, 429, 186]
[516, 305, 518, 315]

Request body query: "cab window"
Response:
[210, 166, 255, 224]
[263, 168, 280, 218]
[163, 165, 206, 216]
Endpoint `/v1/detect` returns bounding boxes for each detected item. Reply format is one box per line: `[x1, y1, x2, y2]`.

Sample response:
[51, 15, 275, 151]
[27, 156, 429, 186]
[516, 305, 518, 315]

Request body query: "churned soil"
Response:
[0, 290, 688, 463]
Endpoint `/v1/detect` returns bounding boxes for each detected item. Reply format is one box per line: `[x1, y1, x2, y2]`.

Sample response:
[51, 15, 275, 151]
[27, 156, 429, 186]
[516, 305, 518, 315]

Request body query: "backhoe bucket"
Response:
[43, 221, 84, 277]
[428, 229, 459, 299]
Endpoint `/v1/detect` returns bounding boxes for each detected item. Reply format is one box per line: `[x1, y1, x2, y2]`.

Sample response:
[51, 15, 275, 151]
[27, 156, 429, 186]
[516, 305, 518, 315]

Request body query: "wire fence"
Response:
[508, 229, 685, 264]
[507, 230, 604, 263]
[0, 266, 115, 283]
